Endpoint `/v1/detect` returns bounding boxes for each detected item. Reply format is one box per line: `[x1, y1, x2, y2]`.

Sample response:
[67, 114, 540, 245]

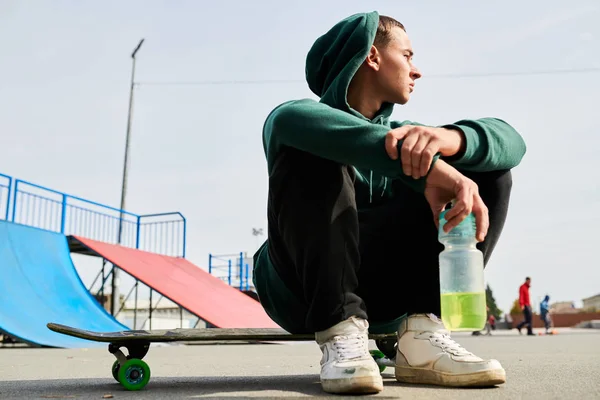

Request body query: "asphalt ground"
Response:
[1, 328, 599, 399]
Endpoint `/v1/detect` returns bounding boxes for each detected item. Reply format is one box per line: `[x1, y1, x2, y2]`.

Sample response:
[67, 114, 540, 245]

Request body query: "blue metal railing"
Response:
[7, 177, 186, 257]
[208, 252, 252, 291]
[138, 212, 187, 257]
[0, 173, 12, 221]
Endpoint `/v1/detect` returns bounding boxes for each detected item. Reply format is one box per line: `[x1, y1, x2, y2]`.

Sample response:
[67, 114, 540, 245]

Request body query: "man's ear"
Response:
[364, 45, 381, 71]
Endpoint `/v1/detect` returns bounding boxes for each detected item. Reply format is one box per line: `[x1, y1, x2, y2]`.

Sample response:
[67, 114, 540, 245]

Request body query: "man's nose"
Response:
[411, 66, 422, 80]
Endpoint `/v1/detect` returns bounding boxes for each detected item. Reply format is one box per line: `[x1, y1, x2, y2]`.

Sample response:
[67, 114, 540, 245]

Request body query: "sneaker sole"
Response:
[395, 366, 506, 387]
[322, 375, 384, 394]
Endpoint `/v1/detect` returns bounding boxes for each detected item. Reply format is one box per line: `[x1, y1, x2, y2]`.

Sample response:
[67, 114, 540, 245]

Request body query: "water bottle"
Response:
[438, 210, 486, 331]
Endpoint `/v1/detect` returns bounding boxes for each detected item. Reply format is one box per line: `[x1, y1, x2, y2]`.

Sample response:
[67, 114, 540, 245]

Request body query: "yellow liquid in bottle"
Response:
[440, 292, 486, 331]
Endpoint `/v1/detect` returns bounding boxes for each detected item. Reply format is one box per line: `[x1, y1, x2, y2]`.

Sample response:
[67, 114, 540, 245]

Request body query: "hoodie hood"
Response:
[305, 11, 394, 121]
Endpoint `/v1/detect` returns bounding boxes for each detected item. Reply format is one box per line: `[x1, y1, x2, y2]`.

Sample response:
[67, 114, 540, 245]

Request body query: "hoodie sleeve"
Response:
[391, 118, 527, 172]
[519, 285, 527, 308]
[264, 99, 439, 192]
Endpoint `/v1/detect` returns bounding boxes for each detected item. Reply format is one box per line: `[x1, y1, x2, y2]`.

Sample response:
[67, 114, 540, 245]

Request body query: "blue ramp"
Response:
[0, 221, 128, 348]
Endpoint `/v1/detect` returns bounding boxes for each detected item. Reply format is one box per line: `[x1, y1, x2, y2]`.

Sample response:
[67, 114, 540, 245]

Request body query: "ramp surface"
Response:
[71, 236, 278, 329]
[0, 221, 128, 348]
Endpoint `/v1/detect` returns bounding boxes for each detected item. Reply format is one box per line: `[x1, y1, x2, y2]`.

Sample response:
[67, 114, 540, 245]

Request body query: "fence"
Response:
[509, 311, 600, 328]
[2, 173, 187, 257]
[0, 173, 11, 221]
[208, 252, 253, 291]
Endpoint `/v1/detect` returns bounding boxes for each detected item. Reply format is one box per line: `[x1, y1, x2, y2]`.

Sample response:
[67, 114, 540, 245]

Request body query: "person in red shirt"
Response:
[516, 277, 534, 335]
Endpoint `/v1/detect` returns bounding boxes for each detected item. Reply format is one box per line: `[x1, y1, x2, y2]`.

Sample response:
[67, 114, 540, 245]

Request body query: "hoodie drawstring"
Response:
[369, 170, 373, 203]
[368, 117, 389, 204]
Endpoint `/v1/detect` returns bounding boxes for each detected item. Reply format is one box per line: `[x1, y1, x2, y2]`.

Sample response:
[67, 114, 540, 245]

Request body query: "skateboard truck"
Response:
[108, 340, 152, 390]
[108, 340, 150, 362]
[375, 338, 397, 360]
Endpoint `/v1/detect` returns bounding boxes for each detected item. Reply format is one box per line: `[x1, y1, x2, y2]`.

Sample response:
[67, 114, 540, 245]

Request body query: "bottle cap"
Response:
[438, 210, 476, 239]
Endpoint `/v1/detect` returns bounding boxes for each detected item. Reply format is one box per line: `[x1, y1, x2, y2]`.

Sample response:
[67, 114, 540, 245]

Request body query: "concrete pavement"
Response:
[1, 329, 599, 399]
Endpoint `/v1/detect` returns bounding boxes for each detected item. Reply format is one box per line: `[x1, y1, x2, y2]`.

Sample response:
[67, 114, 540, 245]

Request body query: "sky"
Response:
[1, 0, 599, 315]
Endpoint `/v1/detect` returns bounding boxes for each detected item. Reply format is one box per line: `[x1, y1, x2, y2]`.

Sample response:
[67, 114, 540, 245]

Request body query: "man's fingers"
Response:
[443, 200, 465, 231]
[443, 191, 470, 221]
[443, 203, 463, 222]
[443, 205, 469, 233]
[410, 136, 429, 179]
[442, 187, 474, 232]
[385, 133, 399, 160]
[432, 206, 445, 229]
[420, 143, 438, 178]
[386, 126, 437, 179]
[385, 127, 410, 160]
[473, 199, 489, 242]
[401, 133, 418, 176]
[441, 186, 487, 242]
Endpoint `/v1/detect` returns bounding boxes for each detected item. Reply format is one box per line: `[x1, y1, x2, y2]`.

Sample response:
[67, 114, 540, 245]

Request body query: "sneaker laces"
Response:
[332, 333, 368, 361]
[427, 330, 473, 357]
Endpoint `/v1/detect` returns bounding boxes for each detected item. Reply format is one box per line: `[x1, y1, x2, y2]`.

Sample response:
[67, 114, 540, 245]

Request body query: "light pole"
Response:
[252, 227, 263, 250]
[112, 38, 145, 316]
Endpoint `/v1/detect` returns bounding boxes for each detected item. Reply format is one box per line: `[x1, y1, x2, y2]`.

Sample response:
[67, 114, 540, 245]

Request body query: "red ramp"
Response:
[70, 236, 278, 329]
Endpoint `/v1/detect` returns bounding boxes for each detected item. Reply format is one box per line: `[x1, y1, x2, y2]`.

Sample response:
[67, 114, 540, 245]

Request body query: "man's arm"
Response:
[264, 99, 440, 192]
[519, 286, 526, 308]
[391, 118, 527, 172]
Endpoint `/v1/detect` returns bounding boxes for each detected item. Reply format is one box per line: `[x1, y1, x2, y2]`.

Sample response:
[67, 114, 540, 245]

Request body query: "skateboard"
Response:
[47, 323, 398, 391]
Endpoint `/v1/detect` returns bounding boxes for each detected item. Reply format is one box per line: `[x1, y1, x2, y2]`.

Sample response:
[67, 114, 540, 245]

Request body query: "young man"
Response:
[253, 11, 526, 394]
[540, 294, 552, 334]
[517, 277, 535, 335]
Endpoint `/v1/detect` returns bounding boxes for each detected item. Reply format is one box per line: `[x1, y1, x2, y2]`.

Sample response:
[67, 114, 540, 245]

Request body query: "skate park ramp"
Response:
[70, 236, 278, 329]
[0, 221, 128, 348]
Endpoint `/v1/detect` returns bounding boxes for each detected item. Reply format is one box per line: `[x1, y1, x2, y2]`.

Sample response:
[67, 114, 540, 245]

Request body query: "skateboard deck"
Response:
[47, 322, 398, 391]
[47, 323, 396, 342]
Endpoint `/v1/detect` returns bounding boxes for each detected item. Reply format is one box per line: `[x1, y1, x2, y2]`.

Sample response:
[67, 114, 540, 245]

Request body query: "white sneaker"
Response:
[315, 316, 383, 394]
[395, 314, 506, 387]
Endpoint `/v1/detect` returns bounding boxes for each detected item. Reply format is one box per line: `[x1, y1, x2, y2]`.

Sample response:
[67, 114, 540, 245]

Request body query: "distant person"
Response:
[540, 294, 552, 334]
[516, 277, 535, 335]
[253, 11, 526, 394]
[488, 313, 496, 331]
[472, 306, 494, 336]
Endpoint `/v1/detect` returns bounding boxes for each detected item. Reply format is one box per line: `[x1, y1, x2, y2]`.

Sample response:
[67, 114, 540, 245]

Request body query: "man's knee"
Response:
[461, 168, 512, 199]
[492, 169, 513, 192]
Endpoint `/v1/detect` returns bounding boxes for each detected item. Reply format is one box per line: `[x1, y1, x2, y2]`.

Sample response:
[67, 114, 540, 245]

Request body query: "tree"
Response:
[510, 299, 521, 316]
[485, 284, 503, 319]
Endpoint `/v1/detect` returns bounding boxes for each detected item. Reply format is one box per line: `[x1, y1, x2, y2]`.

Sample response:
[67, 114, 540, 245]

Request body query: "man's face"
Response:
[526, 278, 531, 286]
[375, 27, 422, 105]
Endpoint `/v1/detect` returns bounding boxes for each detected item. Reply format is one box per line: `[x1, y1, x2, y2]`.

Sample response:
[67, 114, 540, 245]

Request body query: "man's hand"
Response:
[423, 159, 489, 242]
[385, 125, 465, 179]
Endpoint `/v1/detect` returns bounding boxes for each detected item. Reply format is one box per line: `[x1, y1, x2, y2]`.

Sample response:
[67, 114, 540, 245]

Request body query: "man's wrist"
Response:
[444, 127, 467, 158]
[425, 159, 462, 191]
[438, 127, 466, 159]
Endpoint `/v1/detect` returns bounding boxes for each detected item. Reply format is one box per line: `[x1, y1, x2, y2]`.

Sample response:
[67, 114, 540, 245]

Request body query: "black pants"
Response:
[517, 306, 534, 335]
[266, 148, 512, 332]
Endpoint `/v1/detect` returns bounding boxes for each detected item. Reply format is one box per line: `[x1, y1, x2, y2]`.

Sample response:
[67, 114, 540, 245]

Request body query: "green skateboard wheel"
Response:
[117, 358, 151, 391]
[111, 360, 120, 382]
[370, 349, 387, 373]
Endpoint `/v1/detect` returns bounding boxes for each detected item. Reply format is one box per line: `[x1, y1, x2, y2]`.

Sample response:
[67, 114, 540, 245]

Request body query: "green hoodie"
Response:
[253, 11, 526, 333]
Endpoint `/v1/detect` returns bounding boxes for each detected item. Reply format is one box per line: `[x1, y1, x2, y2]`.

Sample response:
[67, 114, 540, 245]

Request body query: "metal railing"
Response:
[208, 252, 253, 291]
[0, 173, 12, 221]
[138, 212, 187, 257]
[5, 176, 186, 257]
